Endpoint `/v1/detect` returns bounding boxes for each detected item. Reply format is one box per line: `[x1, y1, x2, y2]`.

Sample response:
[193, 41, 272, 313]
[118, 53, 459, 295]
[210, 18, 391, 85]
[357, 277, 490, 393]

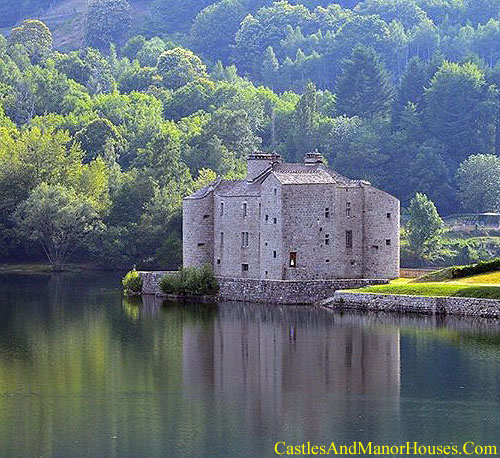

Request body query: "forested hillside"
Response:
[1, 0, 500, 269]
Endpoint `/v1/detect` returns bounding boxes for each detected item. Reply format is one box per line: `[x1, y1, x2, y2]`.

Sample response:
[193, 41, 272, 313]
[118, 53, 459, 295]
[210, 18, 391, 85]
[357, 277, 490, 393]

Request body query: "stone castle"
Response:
[183, 152, 400, 280]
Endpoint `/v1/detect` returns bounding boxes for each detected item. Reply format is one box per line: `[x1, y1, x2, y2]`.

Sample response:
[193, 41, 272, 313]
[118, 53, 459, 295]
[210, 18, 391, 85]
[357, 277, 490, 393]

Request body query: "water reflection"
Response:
[0, 274, 498, 458]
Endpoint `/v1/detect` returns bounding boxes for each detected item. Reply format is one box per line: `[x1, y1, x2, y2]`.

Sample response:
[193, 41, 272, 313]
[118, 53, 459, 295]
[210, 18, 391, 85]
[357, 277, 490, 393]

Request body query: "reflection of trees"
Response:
[0, 276, 499, 457]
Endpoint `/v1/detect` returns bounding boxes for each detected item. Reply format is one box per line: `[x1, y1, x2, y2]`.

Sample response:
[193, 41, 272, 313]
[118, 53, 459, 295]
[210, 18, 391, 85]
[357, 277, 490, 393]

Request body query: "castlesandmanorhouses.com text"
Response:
[274, 442, 497, 456]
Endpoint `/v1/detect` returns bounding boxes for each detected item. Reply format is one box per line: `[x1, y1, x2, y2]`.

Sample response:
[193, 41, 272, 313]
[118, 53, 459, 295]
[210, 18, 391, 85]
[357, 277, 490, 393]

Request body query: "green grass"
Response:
[415, 258, 500, 282]
[348, 282, 500, 299]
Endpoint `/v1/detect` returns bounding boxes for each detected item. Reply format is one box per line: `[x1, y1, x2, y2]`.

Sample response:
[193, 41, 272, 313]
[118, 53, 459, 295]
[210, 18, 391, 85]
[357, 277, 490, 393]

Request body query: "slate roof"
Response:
[184, 161, 358, 200]
[272, 163, 353, 186]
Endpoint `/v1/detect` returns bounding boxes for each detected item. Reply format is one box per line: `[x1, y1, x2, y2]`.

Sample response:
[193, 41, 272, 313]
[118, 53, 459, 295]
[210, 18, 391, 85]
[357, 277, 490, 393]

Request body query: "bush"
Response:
[122, 269, 142, 294]
[159, 265, 218, 296]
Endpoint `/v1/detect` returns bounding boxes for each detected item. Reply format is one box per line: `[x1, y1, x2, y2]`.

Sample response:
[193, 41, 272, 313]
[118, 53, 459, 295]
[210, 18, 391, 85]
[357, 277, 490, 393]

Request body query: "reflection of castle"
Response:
[182, 304, 400, 437]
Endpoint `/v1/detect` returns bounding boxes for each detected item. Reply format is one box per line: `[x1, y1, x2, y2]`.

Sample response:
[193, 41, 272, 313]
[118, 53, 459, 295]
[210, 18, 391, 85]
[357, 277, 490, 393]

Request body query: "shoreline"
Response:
[324, 291, 500, 319]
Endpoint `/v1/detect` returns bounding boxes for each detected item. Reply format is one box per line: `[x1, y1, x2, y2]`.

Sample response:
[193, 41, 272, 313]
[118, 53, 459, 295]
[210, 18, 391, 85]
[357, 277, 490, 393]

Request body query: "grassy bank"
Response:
[349, 282, 500, 299]
[0, 263, 102, 274]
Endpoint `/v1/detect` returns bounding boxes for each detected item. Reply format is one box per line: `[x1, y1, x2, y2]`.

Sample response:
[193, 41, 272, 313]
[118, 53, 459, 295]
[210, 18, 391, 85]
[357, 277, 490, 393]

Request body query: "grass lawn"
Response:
[348, 282, 500, 299]
[349, 270, 500, 299]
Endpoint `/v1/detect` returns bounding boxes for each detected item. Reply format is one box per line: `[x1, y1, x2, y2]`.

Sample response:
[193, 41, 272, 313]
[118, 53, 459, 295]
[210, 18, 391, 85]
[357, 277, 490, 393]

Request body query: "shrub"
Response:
[159, 265, 218, 296]
[122, 269, 142, 294]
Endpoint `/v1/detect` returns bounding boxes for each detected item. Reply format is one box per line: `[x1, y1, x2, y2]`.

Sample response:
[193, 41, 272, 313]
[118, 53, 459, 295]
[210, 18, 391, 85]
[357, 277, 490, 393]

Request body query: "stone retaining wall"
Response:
[139, 271, 387, 305]
[326, 292, 500, 319]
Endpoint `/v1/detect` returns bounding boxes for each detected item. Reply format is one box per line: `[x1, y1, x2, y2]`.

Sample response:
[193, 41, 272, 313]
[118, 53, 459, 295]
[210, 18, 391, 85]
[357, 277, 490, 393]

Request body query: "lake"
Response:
[0, 273, 499, 458]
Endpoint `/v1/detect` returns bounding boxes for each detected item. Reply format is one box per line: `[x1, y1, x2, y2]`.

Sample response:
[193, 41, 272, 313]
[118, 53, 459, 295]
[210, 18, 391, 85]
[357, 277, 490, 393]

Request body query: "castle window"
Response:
[386, 239, 391, 246]
[243, 202, 247, 217]
[217, 259, 221, 265]
[326, 259, 330, 263]
[289, 252, 297, 268]
[265, 270, 268, 276]
[203, 214, 209, 219]
[325, 208, 330, 218]
[241, 232, 249, 248]
[274, 188, 277, 196]
[387, 212, 391, 219]
[259, 203, 261, 218]
[242, 264, 249, 272]
[346, 230, 353, 249]
[220, 232, 224, 247]
[265, 214, 269, 222]
[345, 202, 351, 217]
[197, 243, 205, 247]
[273, 250, 277, 258]
[220, 202, 224, 216]
[273, 217, 277, 224]
[372, 245, 379, 250]
[325, 234, 330, 245]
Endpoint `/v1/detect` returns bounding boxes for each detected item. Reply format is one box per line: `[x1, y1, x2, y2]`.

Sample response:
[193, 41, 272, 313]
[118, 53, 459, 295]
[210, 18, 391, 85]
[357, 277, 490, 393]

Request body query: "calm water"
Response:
[0, 273, 499, 458]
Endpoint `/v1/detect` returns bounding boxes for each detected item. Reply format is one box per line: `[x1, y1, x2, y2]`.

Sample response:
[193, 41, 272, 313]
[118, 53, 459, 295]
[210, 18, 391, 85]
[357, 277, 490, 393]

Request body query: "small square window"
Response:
[197, 242, 205, 247]
[386, 239, 391, 246]
[326, 259, 330, 263]
[289, 252, 297, 268]
[242, 264, 249, 272]
[203, 214, 209, 219]
[217, 259, 221, 265]
[241, 232, 249, 248]
[372, 245, 379, 250]
[325, 208, 330, 218]
[387, 212, 391, 219]
[265, 241, 268, 247]
[273, 250, 277, 258]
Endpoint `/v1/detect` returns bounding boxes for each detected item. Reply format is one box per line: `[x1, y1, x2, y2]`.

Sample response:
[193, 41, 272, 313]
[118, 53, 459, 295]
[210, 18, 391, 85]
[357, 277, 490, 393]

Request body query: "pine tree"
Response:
[261, 46, 279, 89]
[335, 46, 394, 118]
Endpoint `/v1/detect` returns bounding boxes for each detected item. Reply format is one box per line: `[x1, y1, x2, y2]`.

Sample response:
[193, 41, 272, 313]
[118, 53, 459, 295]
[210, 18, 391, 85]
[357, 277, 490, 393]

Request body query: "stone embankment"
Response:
[139, 271, 387, 305]
[324, 292, 500, 319]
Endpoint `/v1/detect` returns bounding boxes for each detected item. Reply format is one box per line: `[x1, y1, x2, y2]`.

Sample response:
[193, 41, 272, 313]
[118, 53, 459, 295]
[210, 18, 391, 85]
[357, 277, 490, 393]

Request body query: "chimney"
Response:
[247, 152, 282, 181]
[304, 150, 324, 165]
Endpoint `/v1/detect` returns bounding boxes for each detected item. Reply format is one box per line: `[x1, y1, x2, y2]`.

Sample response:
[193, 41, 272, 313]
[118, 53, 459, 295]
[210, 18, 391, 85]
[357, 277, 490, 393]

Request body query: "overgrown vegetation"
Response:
[159, 265, 219, 296]
[122, 269, 143, 294]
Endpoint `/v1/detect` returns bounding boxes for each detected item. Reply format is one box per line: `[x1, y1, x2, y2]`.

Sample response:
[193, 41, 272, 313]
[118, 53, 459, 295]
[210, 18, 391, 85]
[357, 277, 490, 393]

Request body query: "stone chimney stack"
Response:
[304, 150, 324, 165]
[247, 152, 282, 181]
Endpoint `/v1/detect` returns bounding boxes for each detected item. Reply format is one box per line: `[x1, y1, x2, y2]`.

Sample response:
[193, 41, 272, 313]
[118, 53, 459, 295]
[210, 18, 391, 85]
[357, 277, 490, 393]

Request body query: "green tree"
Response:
[85, 0, 132, 49]
[191, 0, 247, 63]
[425, 61, 494, 163]
[13, 183, 102, 269]
[157, 47, 208, 90]
[406, 193, 443, 255]
[9, 20, 52, 64]
[335, 46, 394, 118]
[456, 154, 500, 212]
[261, 46, 280, 89]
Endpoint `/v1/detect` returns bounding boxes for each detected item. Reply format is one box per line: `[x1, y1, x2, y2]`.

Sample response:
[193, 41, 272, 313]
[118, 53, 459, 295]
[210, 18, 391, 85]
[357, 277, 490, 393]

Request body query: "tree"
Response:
[456, 154, 500, 212]
[9, 20, 52, 64]
[406, 193, 443, 255]
[425, 61, 494, 163]
[191, 0, 247, 63]
[156, 47, 208, 90]
[261, 46, 280, 89]
[85, 0, 132, 49]
[335, 46, 394, 118]
[14, 183, 102, 269]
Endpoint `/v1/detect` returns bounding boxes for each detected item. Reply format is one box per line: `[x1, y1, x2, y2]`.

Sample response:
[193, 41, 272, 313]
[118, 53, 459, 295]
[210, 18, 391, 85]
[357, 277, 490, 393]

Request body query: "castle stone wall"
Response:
[183, 193, 214, 268]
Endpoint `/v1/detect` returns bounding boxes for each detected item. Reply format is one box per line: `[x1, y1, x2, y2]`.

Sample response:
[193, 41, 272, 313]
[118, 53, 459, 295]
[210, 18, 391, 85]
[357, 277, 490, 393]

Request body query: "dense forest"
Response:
[1, 0, 500, 269]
